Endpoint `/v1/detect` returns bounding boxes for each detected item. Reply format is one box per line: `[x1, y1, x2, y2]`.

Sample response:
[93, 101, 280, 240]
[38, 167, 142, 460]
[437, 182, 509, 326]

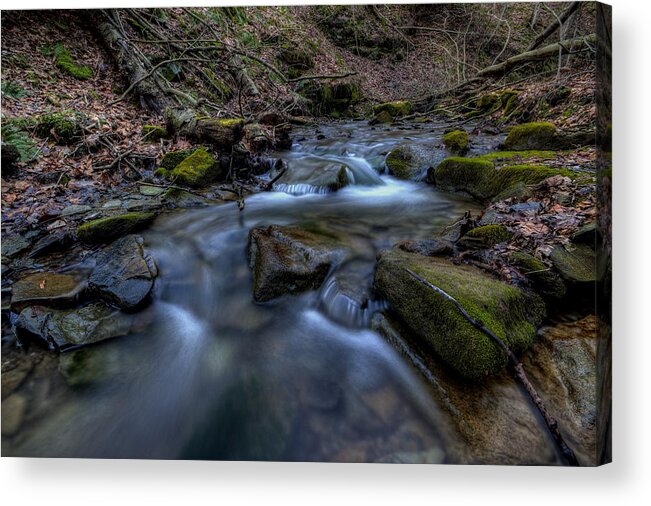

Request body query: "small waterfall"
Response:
[318, 275, 388, 328]
[272, 183, 332, 195]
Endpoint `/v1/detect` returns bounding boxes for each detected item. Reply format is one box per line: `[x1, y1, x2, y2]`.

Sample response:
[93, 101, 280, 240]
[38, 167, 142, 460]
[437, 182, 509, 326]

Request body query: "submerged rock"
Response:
[14, 303, 135, 351]
[1, 394, 27, 436]
[274, 161, 352, 193]
[59, 346, 122, 388]
[10, 272, 86, 311]
[374, 249, 545, 380]
[247, 225, 347, 302]
[89, 235, 158, 310]
[385, 144, 438, 180]
[77, 212, 156, 244]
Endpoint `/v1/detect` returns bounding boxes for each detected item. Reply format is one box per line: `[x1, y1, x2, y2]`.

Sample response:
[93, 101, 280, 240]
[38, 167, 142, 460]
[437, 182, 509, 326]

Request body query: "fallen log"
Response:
[478, 33, 596, 78]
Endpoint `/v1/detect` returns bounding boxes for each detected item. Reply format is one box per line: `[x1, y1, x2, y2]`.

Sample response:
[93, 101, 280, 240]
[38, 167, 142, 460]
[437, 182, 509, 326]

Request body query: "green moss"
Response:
[214, 118, 245, 128]
[35, 111, 83, 144]
[432, 157, 575, 201]
[54, 43, 92, 80]
[550, 244, 597, 283]
[429, 157, 495, 200]
[372, 101, 412, 119]
[503, 122, 557, 150]
[1, 122, 38, 162]
[476, 150, 557, 162]
[141, 125, 168, 141]
[1, 81, 27, 99]
[458, 224, 511, 249]
[159, 149, 196, 170]
[372, 110, 394, 124]
[374, 249, 545, 380]
[442, 130, 469, 154]
[168, 148, 219, 187]
[385, 147, 412, 179]
[77, 212, 156, 244]
[511, 252, 566, 300]
[491, 181, 533, 202]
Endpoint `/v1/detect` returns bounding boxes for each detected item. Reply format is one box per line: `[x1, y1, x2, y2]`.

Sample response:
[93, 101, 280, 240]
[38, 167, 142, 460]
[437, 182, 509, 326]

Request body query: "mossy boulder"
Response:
[35, 112, 84, 145]
[374, 249, 545, 380]
[428, 157, 495, 200]
[510, 252, 566, 300]
[247, 225, 347, 302]
[141, 125, 169, 141]
[457, 224, 511, 250]
[431, 157, 575, 201]
[550, 244, 598, 283]
[385, 145, 437, 180]
[503, 122, 558, 151]
[371, 101, 412, 122]
[159, 149, 196, 170]
[442, 130, 469, 154]
[163, 147, 220, 187]
[54, 43, 92, 80]
[77, 212, 156, 244]
[297, 81, 362, 116]
[491, 181, 533, 202]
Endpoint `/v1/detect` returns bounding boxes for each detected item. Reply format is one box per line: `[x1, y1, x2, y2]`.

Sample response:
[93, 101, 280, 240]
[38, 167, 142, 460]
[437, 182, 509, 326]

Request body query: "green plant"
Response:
[1, 122, 39, 162]
[54, 43, 92, 80]
[1, 81, 27, 98]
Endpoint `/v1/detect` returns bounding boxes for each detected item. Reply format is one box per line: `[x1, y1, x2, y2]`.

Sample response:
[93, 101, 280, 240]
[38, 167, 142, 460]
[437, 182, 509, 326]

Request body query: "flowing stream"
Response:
[7, 120, 506, 462]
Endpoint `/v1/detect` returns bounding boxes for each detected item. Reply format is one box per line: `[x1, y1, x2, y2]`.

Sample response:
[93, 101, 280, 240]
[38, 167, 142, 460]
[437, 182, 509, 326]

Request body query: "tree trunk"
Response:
[478, 33, 596, 78]
[527, 1, 582, 51]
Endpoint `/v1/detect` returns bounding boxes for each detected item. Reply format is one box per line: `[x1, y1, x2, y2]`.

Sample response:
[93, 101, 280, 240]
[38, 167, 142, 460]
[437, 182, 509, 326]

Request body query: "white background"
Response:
[1, 0, 649, 504]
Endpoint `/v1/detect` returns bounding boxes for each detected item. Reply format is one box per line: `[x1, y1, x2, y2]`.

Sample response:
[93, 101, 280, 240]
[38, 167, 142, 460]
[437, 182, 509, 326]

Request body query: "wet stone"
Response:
[1, 394, 27, 436]
[14, 303, 136, 351]
[89, 235, 158, 310]
[61, 204, 92, 217]
[10, 272, 86, 311]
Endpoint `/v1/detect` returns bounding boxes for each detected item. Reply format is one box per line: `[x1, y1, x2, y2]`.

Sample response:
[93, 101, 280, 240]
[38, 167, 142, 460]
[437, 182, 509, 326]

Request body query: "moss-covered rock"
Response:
[510, 252, 566, 300]
[54, 43, 92, 80]
[457, 224, 511, 250]
[431, 157, 575, 201]
[141, 125, 169, 141]
[442, 129, 469, 154]
[165, 147, 219, 187]
[371, 101, 412, 122]
[476, 150, 557, 163]
[35, 111, 83, 144]
[503, 122, 558, 150]
[428, 157, 495, 200]
[374, 249, 545, 380]
[297, 81, 362, 116]
[77, 212, 156, 244]
[491, 181, 533, 202]
[159, 149, 196, 170]
[550, 243, 597, 283]
[385, 145, 436, 180]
